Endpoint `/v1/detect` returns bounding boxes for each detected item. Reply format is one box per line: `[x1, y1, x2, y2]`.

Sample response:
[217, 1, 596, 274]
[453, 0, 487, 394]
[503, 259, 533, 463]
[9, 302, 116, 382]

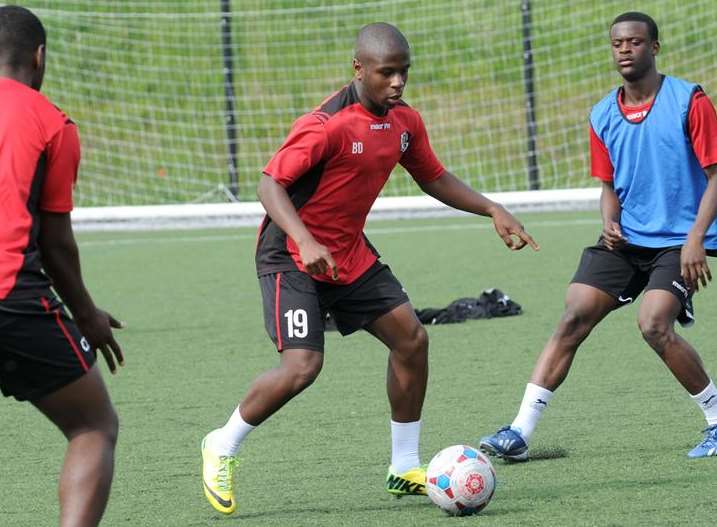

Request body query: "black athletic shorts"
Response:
[0, 295, 95, 401]
[571, 240, 716, 325]
[258, 261, 410, 352]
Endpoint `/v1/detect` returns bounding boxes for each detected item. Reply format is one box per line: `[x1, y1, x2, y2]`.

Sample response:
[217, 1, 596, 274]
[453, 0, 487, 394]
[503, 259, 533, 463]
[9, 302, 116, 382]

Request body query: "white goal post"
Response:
[71, 188, 600, 231]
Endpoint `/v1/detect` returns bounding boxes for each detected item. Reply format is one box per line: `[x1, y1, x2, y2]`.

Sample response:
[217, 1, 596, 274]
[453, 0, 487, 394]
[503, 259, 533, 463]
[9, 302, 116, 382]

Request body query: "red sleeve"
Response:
[688, 90, 717, 169]
[590, 125, 613, 182]
[263, 114, 329, 187]
[399, 112, 445, 183]
[39, 122, 80, 213]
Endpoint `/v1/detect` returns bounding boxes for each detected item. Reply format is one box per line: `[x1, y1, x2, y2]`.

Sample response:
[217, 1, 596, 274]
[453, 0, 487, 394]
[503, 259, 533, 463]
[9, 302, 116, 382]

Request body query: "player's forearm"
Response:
[257, 174, 316, 246]
[418, 171, 500, 217]
[600, 181, 621, 225]
[39, 232, 97, 322]
[38, 212, 97, 321]
[688, 167, 717, 241]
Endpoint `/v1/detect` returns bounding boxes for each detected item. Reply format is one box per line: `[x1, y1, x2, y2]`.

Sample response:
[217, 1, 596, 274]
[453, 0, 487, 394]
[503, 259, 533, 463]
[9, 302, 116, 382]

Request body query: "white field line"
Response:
[77, 218, 600, 248]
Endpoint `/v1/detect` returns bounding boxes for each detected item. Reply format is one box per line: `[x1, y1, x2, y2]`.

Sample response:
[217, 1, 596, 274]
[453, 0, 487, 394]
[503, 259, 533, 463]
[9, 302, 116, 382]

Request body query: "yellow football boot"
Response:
[385, 465, 427, 498]
[201, 436, 237, 514]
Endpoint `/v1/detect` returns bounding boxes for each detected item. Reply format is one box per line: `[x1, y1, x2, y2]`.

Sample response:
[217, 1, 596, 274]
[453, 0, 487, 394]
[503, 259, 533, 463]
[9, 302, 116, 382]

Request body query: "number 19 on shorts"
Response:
[284, 309, 308, 338]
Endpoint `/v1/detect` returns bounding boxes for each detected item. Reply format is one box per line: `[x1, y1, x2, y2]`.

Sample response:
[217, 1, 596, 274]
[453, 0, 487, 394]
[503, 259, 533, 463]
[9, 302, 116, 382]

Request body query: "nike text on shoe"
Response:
[687, 424, 717, 458]
[385, 465, 427, 498]
[479, 426, 528, 462]
[201, 436, 237, 514]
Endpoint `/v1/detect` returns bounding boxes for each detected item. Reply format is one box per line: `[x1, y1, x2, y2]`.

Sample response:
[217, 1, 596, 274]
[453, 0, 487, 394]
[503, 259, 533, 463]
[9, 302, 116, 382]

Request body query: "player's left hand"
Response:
[681, 237, 712, 292]
[491, 206, 540, 251]
[75, 308, 125, 374]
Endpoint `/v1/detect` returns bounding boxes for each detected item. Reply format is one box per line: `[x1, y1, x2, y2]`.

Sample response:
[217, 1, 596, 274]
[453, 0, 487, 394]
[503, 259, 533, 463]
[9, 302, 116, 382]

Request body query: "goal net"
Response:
[27, 0, 717, 209]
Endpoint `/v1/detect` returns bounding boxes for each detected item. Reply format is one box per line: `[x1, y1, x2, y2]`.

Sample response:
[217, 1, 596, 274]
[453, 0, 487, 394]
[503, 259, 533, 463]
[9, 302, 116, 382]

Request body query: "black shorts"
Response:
[259, 261, 410, 352]
[0, 296, 95, 401]
[571, 241, 704, 324]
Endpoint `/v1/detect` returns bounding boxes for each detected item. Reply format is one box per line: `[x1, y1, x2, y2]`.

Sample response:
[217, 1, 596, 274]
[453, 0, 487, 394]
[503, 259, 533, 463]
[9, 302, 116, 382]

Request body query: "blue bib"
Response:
[590, 75, 717, 249]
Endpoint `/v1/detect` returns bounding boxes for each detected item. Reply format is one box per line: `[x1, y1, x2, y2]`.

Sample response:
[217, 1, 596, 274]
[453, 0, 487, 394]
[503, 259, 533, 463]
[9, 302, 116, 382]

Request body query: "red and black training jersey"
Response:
[256, 82, 446, 285]
[0, 77, 80, 302]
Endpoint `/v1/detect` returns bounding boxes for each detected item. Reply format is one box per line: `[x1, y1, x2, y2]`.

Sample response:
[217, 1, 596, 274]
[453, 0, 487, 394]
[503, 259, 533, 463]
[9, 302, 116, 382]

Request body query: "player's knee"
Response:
[555, 307, 592, 344]
[395, 324, 428, 359]
[414, 324, 429, 353]
[104, 406, 119, 447]
[638, 315, 673, 351]
[287, 353, 323, 391]
[65, 404, 119, 448]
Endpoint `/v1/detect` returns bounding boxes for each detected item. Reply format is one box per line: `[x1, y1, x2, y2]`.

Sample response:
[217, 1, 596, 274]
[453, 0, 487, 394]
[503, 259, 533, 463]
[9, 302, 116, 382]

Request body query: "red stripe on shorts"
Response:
[275, 273, 283, 351]
[41, 296, 89, 372]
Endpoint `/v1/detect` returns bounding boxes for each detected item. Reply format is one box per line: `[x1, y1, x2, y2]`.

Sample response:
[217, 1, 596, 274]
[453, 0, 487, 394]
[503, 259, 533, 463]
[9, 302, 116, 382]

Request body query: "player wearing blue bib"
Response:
[480, 11, 717, 460]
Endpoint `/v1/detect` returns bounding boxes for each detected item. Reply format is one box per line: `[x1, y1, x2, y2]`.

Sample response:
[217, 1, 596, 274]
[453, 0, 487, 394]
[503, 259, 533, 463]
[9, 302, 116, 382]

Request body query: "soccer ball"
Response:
[426, 444, 496, 516]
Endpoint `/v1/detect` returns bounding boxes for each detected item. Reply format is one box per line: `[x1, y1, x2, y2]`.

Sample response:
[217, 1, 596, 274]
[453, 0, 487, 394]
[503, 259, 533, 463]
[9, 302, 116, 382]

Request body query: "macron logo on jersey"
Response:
[370, 123, 391, 130]
[625, 110, 648, 122]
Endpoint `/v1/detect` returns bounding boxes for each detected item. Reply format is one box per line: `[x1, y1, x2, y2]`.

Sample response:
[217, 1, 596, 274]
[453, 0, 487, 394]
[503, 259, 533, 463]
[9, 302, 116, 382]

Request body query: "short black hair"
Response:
[0, 5, 46, 69]
[611, 12, 658, 41]
[354, 22, 409, 62]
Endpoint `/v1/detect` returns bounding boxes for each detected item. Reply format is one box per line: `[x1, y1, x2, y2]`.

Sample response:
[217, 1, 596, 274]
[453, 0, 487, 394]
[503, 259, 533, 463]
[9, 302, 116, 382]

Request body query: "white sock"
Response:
[206, 406, 256, 456]
[391, 419, 421, 473]
[690, 380, 717, 426]
[510, 383, 554, 443]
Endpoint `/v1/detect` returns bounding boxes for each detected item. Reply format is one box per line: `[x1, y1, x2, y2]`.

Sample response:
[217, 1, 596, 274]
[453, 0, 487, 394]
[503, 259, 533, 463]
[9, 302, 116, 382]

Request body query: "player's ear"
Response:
[352, 58, 363, 80]
[652, 39, 660, 56]
[31, 44, 46, 91]
[33, 44, 45, 68]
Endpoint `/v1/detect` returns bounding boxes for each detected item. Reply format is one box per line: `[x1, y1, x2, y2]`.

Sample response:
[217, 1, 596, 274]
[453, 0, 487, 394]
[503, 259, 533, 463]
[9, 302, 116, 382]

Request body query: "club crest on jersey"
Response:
[400, 131, 411, 153]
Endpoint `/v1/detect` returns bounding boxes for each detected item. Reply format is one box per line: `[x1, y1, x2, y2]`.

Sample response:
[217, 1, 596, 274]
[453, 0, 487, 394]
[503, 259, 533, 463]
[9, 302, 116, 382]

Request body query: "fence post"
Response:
[221, 0, 239, 199]
[521, 0, 540, 190]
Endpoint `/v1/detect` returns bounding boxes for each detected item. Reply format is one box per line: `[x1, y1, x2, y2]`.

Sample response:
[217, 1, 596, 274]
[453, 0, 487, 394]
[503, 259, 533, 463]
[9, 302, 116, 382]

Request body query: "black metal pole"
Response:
[521, 0, 540, 190]
[221, 0, 239, 199]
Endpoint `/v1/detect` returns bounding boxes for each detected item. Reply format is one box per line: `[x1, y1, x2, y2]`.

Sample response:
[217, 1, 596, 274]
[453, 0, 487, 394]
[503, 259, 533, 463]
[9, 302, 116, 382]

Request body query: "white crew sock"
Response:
[690, 380, 717, 426]
[391, 419, 421, 473]
[510, 383, 554, 443]
[206, 406, 256, 456]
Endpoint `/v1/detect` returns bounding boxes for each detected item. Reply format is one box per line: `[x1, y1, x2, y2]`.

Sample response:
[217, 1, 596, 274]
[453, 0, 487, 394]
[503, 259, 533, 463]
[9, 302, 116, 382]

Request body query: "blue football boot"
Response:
[479, 426, 528, 461]
[687, 424, 717, 458]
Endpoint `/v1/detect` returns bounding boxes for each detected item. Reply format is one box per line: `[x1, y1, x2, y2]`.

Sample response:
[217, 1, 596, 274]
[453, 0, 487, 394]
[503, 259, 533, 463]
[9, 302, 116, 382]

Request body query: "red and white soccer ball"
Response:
[426, 444, 496, 516]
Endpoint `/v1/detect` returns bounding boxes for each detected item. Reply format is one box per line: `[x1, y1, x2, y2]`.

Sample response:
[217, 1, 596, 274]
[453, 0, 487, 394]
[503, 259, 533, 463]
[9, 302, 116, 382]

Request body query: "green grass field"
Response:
[1, 211, 716, 526]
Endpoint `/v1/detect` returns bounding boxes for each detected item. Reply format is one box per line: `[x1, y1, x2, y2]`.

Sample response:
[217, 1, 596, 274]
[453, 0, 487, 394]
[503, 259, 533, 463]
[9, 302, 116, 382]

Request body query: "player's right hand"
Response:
[297, 238, 338, 280]
[602, 221, 626, 250]
[491, 206, 540, 251]
[75, 308, 125, 374]
[681, 236, 712, 292]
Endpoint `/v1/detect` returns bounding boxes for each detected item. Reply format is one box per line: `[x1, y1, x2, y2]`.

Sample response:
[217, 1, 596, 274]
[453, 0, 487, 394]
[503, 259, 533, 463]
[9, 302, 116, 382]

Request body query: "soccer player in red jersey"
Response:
[201, 22, 539, 514]
[480, 12, 717, 462]
[0, 6, 124, 526]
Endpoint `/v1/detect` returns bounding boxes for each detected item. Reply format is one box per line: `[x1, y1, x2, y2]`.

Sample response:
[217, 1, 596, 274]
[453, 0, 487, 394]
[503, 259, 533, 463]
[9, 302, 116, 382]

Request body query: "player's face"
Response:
[353, 49, 410, 115]
[610, 21, 659, 82]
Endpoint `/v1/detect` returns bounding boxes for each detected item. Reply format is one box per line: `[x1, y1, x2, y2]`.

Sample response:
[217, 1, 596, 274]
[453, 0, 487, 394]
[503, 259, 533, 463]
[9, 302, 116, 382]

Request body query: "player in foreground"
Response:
[201, 22, 539, 514]
[0, 6, 125, 526]
[480, 11, 717, 462]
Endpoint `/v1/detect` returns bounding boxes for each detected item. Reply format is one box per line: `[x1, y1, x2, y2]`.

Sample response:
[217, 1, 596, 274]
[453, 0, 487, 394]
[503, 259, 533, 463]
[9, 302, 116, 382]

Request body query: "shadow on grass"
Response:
[203, 497, 529, 521]
[527, 446, 569, 461]
[485, 446, 569, 468]
[218, 500, 434, 520]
